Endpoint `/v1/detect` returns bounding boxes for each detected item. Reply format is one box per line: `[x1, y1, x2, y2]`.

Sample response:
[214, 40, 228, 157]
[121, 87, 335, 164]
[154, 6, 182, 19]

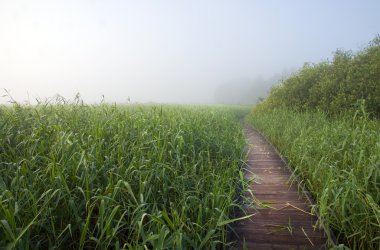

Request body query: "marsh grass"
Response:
[248, 108, 380, 249]
[0, 101, 248, 249]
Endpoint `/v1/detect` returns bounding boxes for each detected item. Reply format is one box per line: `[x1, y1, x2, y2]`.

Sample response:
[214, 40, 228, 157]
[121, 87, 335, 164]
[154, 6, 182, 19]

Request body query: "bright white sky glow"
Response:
[1, 0, 379, 104]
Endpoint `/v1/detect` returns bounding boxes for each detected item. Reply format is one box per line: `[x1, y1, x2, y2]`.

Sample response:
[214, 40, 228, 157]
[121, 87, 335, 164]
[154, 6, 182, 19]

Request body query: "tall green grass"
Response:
[0, 102, 247, 249]
[248, 108, 380, 249]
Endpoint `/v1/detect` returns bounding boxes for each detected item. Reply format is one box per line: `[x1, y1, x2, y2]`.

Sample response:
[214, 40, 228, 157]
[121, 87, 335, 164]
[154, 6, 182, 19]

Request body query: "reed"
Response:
[0, 102, 248, 249]
[248, 108, 380, 249]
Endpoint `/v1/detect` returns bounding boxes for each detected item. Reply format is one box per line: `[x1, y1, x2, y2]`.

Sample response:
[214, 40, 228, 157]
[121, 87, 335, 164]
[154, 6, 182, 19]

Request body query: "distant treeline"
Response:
[257, 36, 380, 117]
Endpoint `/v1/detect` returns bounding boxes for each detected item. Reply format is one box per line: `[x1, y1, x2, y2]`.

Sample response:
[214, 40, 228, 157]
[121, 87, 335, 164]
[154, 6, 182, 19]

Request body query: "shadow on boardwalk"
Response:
[229, 122, 329, 250]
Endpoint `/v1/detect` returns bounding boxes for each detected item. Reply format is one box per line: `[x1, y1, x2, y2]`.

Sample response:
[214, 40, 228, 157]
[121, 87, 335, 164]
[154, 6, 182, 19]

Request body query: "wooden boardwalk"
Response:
[230, 123, 329, 249]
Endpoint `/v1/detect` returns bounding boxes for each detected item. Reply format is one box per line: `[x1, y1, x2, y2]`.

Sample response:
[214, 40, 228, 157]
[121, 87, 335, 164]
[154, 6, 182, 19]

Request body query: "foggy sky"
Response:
[1, 0, 379, 104]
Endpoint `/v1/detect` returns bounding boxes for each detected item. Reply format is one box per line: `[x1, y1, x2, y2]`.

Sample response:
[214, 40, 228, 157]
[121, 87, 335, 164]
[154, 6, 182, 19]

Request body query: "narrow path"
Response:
[231, 123, 328, 249]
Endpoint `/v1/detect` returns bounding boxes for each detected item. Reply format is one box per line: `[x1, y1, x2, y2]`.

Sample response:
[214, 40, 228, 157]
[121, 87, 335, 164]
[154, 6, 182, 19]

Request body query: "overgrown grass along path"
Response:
[0, 103, 249, 249]
[247, 109, 380, 249]
[231, 122, 330, 250]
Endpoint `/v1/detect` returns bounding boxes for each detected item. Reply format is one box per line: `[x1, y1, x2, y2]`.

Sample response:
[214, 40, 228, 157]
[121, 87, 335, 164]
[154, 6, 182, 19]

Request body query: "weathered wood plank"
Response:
[230, 123, 328, 249]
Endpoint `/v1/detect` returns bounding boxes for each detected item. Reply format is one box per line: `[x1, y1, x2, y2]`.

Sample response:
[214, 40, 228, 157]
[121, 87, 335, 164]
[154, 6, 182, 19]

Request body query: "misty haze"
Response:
[1, 1, 378, 104]
[1, 1, 380, 249]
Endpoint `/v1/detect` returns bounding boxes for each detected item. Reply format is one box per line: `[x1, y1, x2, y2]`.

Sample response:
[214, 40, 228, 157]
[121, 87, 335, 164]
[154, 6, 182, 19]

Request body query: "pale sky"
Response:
[1, 0, 379, 104]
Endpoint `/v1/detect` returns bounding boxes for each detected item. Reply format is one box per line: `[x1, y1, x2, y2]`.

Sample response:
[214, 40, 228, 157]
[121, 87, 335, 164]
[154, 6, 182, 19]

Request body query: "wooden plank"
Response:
[230, 123, 328, 249]
[231, 240, 328, 250]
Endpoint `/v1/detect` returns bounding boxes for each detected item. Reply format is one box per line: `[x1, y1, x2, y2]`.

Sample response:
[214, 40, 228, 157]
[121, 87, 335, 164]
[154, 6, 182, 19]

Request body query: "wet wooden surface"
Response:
[230, 123, 328, 250]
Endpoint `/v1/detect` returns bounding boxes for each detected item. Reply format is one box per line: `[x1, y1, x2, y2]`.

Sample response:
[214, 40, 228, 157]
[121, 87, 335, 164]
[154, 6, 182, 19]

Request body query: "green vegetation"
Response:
[249, 36, 380, 249]
[0, 101, 248, 249]
[259, 36, 380, 118]
[248, 109, 380, 249]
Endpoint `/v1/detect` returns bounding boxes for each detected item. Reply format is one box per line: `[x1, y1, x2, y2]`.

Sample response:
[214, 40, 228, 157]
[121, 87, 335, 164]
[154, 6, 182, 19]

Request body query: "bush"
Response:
[259, 36, 380, 118]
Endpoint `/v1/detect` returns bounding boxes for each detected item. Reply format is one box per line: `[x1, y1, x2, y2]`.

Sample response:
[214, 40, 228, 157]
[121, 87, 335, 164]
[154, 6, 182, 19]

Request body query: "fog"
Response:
[1, 1, 379, 104]
[215, 69, 295, 105]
